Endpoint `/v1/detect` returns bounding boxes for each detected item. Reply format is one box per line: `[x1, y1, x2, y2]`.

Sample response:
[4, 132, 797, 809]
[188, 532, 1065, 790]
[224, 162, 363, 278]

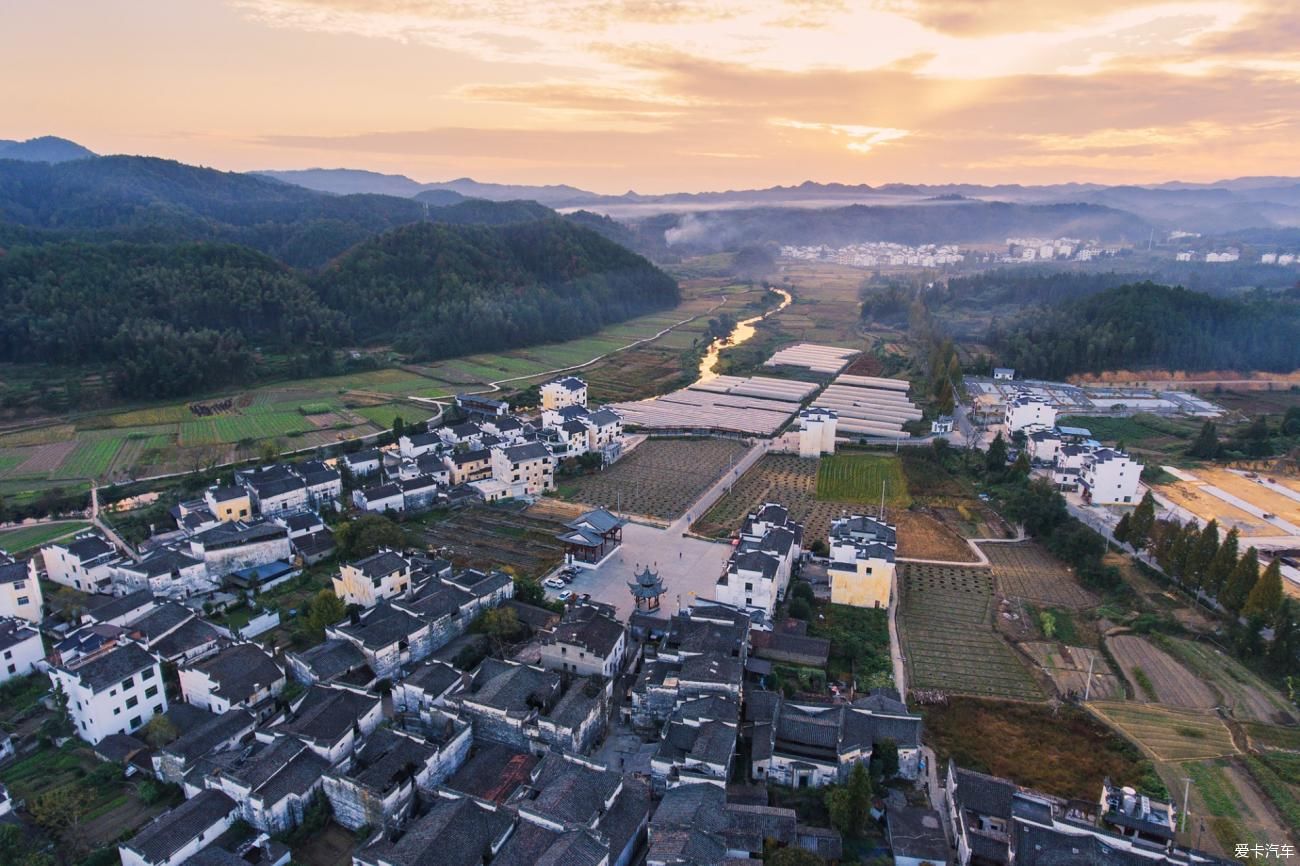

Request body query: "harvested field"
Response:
[923, 697, 1159, 802]
[982, 541, 1099, 609]
[1088, 702, 1235, 761]
[899, 563, 1044, 700]
[1197, 468, 1300, 526]
[559, 437, 751, 521]
[1021, 642, 1123, 700]
[894, 510, 978, 562]
[1106, 635, 1217, 708]
[419, 503, 569, 578]
[1157, 637, 1297, 725]
[13, 441, 77, 475]
[1155, 471, 1287, 538]
[933, 503, 1013, 539]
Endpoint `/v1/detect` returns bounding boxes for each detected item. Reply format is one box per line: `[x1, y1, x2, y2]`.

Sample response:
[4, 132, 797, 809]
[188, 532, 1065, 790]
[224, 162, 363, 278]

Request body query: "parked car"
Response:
[557, 590, 573, 602]
[560, 566, 579, 577]
[543, 577, 566, 590]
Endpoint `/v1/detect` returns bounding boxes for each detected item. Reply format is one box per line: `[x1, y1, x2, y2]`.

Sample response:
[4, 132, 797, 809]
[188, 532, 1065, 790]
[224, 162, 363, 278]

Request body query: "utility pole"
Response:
[1084, 653, 1096, 701]
[1181, 777, 1191, 834]
[880, 480, 886, 521]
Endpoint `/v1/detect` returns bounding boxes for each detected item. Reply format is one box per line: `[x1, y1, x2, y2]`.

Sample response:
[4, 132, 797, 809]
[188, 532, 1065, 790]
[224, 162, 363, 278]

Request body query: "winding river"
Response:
[696, 287, 793, 383]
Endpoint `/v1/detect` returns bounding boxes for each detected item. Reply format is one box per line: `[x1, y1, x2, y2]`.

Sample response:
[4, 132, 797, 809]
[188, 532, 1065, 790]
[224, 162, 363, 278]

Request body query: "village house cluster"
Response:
[781, 242, 966, 268]
[1003, 394, 1144, 504]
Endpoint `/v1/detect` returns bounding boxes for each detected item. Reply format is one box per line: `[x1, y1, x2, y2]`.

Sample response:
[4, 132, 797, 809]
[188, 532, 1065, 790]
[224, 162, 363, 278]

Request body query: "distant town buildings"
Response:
[781, 242, 965, 268]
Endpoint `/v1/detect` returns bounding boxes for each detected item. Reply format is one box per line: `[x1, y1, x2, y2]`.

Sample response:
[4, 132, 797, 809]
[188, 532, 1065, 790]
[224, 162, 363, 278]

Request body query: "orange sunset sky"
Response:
[4, 0, 1298, 193]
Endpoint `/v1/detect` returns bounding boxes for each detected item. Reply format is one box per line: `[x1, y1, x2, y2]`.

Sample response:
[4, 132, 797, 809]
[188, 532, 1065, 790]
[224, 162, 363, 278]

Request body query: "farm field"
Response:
[0, 283, 750, 500]
[776, 262, 888, 346]
[1105, 635, 1218, 708]
[691, 453, 974, 560]
[1087, 701, 1235, 761]
[1020, 642, 1123, 700]
[558, 437, 751, 521]
[982, 541, 1099, 608]
[1181, 757, 1297, 856]
[0, 520, 91, 554]
[1057, 413, 1197, 461]
[922, 697, 1162, 802]
[898, 563, 1044, 700]
[817, 452, 911, 506]
[417, 501, 570, 578]
[1155, 469, 1290, 538]
[1155, 637, 1297, 725]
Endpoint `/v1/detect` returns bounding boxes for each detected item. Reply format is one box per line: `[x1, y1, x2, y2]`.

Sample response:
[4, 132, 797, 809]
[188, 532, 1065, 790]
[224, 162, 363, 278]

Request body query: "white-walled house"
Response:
[0, 558, 42, 622]
[187, 520, 292, 574]
[41, 533, 119, 592]
[179, 643, 286, 715]
[539, 602, 626, 678]
[715, 504, 803, 617]
[113, 548, 211, 599]
[0, 618, 44, 683]
[118, 788, 238, 866]
[1079, 448, 1143, 505]
[1004, 396, 1057, 433]
[332, 550, 412, 608]
[341, 449, 382, 478]
[540, 376, 588, 412]
[490, 442, 555, 497]
[49, 642, 167, 744]
[827, 515, 897, 610]
[1026, 429, 1062, 464]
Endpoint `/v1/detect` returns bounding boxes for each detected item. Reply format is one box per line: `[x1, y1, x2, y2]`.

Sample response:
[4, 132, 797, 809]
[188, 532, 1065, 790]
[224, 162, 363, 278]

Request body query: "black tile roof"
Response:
[161, 708, 254, 764]
[339, 727, 439, 795]
[64, 642, 158, 693]
[0, 560, 29, 586]
[183, 643, 284, 705]
[124, 788, 236, 864]
[501, 441, 552, 463]
[64, 534, 115, 561]
[335, 603, 425, 650]
[278, 685, 379, 746]
[357, 796, 513, 866]
[290, 639, 366, 681]
[546, 604, 624, 657]
[0, 618, 40, 654]
[444, 743, 538, 803]
[352, 550, 408, 579]
[150, 618, 220, 661]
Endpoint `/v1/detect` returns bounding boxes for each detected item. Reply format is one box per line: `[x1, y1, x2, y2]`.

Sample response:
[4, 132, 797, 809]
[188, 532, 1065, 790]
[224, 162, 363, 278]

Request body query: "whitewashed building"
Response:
[1004, 395, 1057, 433]
[41, 533, 119, 592]
[540, 376, 588, 412]
[49, 642, 167, 744]
[0, 558, 42, 622]
[332, 550, 412, 608]
[0, 617, 44, 683]
[1079, 448, 1142, 505]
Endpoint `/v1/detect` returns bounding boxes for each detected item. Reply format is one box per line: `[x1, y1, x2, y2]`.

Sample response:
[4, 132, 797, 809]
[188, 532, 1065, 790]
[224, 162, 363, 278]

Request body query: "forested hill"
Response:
[315, 219, 680, 359]
[989, 282, 1300, 378]
[0, 155, 428, 267]
[0, 220, 679, 400]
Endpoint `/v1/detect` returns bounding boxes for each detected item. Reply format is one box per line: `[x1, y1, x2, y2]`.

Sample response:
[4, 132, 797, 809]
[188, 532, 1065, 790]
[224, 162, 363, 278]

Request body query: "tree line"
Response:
[988, 282, 1300, 379]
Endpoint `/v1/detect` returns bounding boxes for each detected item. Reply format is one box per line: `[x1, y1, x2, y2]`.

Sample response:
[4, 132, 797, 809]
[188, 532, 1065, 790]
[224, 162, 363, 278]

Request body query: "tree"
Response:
[306, 589, 346, 638]
[1187, 520, 1219, 589]
[1040, 610, 1058, 639]
[767, 849, 826, 866]
[1009, 450, 1031, 480]
[1188, 421, 1221, 459]
[1112, 512, 1132, 544]
[826, 761, 873, 838]
[875, 739, 900, 779]
[1128, 491, 1156, 550]
[392, 415, 406, 441]
[986, 433, 1008, 473]
[334, 513, 409, 559]
[513, 576, 548, 607]
[1002, 478, 1068, 537]
[29, 783, 95, 856]
[1267, 599, 1297, 673]
[478, 607, 522, 656]
[1221, 547, 1260, 613]
[141, 713, 179, 748]
[788, 597, 813, 621]
[1205, 526, 1239, 597]
[1244, 559, 1285, 623]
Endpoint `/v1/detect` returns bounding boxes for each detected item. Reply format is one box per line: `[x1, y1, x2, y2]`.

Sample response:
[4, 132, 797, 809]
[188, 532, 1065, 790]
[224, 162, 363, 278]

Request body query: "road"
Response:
[670, 438, 770, 536]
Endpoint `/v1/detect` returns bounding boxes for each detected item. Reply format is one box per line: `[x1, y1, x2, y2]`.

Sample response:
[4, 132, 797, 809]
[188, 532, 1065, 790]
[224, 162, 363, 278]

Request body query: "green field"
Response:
[816, 453, 912, 506]
[52, 438, 123, 479]
[0, 520, 91, 554]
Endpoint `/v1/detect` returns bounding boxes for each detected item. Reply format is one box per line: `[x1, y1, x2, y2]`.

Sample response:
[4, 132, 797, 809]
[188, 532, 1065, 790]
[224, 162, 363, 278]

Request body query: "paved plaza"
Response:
[545, 521, 732, 619]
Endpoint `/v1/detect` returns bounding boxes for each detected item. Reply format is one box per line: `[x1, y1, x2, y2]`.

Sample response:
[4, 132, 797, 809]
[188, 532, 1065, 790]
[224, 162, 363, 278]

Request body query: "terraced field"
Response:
[558, 437, 751, 521]
[899, 563, 1044, 700]
[1088, 702, 1236, 761]
[1021, 642, 1123, 700]
[982, 541, 1099, 609]
[1157, 636, 1298, 725]
[1106, 635, 1218, 709]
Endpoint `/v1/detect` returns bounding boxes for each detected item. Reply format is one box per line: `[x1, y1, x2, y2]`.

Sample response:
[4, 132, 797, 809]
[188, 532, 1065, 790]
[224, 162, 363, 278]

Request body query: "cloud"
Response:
[771, 118, 910, 153]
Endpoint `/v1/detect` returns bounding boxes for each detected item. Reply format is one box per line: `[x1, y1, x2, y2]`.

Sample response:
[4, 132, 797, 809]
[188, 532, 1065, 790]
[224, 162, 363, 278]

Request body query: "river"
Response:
[696, 287, 793, 383]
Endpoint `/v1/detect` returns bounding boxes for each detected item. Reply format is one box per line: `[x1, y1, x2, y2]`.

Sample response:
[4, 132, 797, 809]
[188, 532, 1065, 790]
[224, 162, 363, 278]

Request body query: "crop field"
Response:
[816, 453, 911, 506]
[418, 502, 570, 577]
[1155, 637, 1297, 725]
[1058, 413, 1197, 459]
[1183, 758, 1297, 856]
[899, 563, 1044, 700]
[559, 437, 751, 520]
[923, 697, 1160, 802]
[893, 510, 980, 562]
[51, 437, 123, 480]
[1106, 635, 1218, 708]
[0, 520, 91, 554]
[1020, 642, 1123, 700]
[1088, 702, 1235, 761]
[982, 541, 1099, 608]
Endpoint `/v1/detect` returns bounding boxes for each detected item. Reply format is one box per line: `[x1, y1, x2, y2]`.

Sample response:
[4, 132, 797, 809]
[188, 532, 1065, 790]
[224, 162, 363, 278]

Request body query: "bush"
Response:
[788, 598, 813, 621]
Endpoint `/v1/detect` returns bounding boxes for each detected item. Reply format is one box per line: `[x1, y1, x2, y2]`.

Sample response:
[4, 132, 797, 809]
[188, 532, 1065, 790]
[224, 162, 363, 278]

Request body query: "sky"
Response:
[3, 0, 1299, 193]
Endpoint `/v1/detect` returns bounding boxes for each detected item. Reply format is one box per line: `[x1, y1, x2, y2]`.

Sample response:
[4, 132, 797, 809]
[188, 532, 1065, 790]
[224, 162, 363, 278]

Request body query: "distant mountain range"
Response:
[0, 135, 97, 163]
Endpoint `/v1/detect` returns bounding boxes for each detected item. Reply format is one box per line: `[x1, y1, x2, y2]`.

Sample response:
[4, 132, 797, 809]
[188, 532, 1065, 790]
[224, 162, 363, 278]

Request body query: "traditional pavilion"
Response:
[628, 565, 666, 612]
[555, 507, 627, 565]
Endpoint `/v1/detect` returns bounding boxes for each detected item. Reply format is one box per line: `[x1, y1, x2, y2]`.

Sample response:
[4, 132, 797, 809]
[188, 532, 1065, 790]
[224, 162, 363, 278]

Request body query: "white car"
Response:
[557, 590, 573, 602]
[543, 577, 566, 590]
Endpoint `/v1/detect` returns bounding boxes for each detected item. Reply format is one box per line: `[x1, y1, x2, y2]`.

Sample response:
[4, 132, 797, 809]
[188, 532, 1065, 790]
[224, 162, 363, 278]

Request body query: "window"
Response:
[16, 596, 28, 606]
[153, 704, 163, 715]
[113, 707, 120, 715]
[744, 582, 753, 592]
[2, 651, 9, 660]
[6, 665, 13, 675]
[126, 696, 138, 709]
[142, 668, 155, 680]
[120, 676, 134, 690]
[130, 716, 142, 728]
[13, 580, 24, 590]
[145, 685, 158, 699]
